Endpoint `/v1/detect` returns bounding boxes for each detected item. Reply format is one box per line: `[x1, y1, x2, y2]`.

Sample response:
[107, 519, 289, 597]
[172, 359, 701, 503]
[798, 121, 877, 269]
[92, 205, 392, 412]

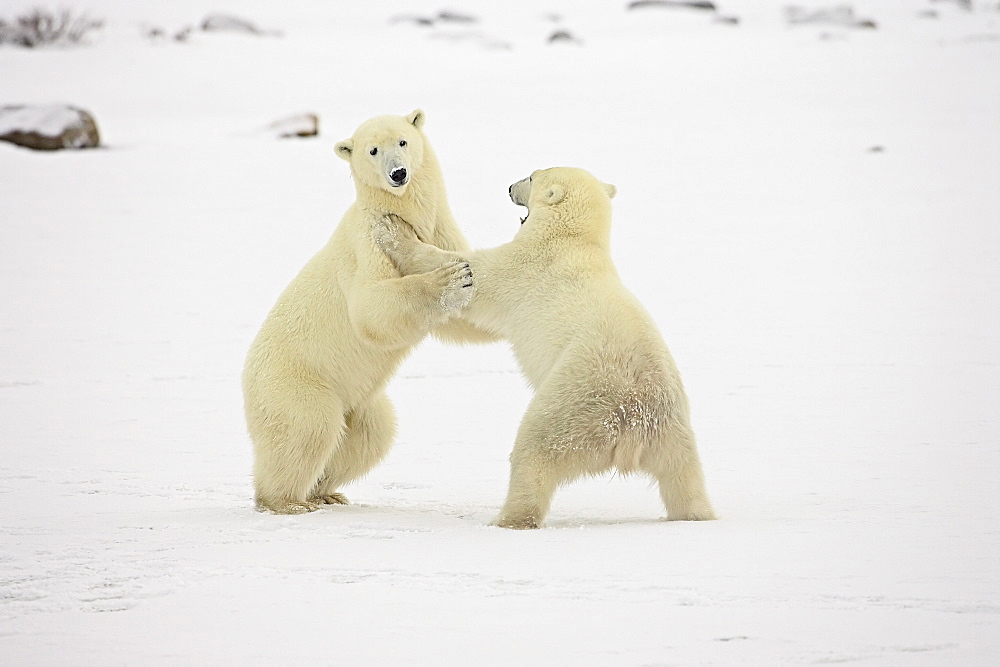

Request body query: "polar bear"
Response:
[243, 109, 494, 514]
[375, 167, 716, 528]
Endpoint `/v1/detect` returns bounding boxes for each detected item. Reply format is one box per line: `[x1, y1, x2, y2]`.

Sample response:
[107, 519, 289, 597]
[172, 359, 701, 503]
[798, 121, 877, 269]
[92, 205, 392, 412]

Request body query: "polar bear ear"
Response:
[543, 185, 566, 205]
[335, 139, 354, 161]
[603, 183, 617, 199]
[406, 109, 426, 130]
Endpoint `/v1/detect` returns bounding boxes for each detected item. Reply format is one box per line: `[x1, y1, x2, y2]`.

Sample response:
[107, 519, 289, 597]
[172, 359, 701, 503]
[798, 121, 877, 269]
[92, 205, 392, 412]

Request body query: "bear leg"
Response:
[492, 395, 571, 530]
[493, 450, 559, 530]
[494, 368, 627, 529]
[251, 394, 346, 515]
[646, 422, 716, 521]
[311, 391, 397, 503]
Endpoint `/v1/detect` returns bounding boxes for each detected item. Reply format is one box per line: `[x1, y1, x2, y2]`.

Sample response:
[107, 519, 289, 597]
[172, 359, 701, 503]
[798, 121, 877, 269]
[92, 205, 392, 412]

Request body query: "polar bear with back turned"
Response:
[376, 167, 716, 528]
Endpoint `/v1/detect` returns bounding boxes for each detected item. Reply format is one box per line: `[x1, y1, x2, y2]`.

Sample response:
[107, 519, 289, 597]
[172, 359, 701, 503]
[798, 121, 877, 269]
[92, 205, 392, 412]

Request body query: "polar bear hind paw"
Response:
[256, 499, 320, 514]
[666, 502, 717, 521]
[310, 492, 350, 506]
[667, 509, 717, 521]
[492, 514, 540, 530]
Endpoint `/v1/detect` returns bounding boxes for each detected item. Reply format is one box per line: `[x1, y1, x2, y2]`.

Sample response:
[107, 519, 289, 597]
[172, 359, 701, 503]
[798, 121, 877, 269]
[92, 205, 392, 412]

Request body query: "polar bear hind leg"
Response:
[493, 359, 717, 528]
[641, 419, 717, 521]
[252, 390, 347, 514]
[493, 382, 617, 529]
[310, 391, 397, 505]
[493, 443, 563, 530]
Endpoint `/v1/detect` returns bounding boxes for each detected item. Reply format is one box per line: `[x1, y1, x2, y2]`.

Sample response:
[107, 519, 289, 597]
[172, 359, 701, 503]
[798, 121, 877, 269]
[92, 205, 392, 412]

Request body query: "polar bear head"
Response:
[335, 109, 427, 196]
[509, 167, 616, 232]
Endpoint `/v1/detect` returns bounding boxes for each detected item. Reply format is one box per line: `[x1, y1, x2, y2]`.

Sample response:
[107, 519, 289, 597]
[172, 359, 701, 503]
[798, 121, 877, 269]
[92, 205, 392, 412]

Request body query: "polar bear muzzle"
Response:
[509, 176, 531, 208]
[389, 167, 408, 187]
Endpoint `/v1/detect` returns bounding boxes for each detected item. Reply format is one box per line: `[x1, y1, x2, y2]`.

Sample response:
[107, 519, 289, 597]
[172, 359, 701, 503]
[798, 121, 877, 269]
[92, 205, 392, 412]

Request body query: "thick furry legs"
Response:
[252, 392, 396, 514]
[310, 393, 396, 505]
[493, 392, 716, 529]
[493, 395, 570, 530]
[646, 424, 716, 522]
[494, 449, 562, 530]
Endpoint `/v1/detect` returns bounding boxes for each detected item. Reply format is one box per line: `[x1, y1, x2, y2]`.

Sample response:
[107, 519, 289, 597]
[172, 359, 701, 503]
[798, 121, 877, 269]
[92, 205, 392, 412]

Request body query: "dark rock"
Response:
[391, 11, 478, 26]
[627, 1, 717, 11]
[0, 105, 100, 151]
[548, 29, 582, 44]
[436, 11, 477, 24]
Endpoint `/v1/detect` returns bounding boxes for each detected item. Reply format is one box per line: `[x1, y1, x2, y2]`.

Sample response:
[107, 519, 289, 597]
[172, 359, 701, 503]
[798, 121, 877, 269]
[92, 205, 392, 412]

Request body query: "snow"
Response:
[0, 104, 87, 137]
[1, 0, 998, 663]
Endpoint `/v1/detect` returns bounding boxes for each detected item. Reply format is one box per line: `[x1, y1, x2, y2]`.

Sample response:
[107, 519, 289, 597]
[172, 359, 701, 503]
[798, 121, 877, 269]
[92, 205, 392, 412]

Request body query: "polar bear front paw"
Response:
[432, 261, 474, 312]
[372, 215, 400, 252]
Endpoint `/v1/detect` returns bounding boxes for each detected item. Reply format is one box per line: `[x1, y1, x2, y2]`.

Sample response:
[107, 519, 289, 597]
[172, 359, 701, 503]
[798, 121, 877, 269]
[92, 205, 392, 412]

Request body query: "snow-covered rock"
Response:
[266, 113, 319, 138]
[200, 13, 281, 37]
[548, 29, 583, 45]
[785, 5, 878, 29]
[627, 1, 718, 11]
[0, 104, 100, 151]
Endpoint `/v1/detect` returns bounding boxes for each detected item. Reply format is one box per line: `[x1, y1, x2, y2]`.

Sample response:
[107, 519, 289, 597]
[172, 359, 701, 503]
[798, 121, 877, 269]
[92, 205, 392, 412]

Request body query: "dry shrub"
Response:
[0, 7, 103, 48]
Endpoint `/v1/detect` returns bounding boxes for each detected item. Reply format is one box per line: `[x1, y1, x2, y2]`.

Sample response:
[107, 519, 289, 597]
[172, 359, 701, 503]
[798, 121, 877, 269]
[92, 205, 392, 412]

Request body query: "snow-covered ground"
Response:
[2, 0, 998, 663]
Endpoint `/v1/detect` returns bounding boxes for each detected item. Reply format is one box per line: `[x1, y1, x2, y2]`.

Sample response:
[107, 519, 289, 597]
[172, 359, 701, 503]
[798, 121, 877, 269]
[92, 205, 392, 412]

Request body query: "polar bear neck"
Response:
[525, 200, 612, 249]
[357, 145, 446, 242]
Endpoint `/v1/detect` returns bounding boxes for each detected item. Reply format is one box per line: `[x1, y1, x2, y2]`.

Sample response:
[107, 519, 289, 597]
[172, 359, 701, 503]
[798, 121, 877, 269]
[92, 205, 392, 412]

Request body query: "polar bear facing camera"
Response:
[376, 167, 716, 528]
[243, 110, 486, 515]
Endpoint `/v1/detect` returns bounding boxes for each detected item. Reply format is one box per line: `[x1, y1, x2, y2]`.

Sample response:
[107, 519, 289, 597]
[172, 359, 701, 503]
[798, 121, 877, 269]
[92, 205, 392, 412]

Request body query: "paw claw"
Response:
[310, 492, 350, 506]
[433, 261, 475, 312]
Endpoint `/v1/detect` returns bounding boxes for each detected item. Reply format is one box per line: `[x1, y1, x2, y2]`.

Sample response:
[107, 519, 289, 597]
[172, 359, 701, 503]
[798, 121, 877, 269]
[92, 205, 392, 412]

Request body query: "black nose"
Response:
[508, 184, 513, 194]
[390, 168, 407, 184]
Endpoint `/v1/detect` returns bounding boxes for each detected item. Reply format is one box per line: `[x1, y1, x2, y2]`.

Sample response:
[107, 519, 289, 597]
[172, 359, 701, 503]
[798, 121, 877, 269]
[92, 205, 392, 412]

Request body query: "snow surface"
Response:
[1, 0, 998, 663]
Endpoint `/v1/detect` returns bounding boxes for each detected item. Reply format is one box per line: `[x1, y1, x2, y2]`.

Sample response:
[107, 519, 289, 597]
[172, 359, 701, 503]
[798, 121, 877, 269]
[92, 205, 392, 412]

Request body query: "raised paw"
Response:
[433, 261, 474, 312]
[372, 215, 399, 252]
[309, 492, 350, 506]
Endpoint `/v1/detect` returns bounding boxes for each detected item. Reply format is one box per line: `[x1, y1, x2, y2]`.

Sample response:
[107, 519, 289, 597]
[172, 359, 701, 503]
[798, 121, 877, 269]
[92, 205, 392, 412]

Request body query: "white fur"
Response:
[243, 110, 490, 514]
[377, 167, 716, 529]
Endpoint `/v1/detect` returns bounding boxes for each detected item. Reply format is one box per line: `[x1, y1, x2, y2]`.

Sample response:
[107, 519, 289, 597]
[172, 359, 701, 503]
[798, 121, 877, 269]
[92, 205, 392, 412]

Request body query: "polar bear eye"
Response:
[369, 147, 378, 156]
[399, 139, 407, 147]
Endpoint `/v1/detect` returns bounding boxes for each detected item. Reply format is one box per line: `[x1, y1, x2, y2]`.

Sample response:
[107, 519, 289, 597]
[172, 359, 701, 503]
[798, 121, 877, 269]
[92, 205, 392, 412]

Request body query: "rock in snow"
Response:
[200, 13, 282, 37]
[785, 5, 878, 29]
[627, 1, 718, 11]
[0, 104, 100, 150]
[266, 113, 319, 138]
